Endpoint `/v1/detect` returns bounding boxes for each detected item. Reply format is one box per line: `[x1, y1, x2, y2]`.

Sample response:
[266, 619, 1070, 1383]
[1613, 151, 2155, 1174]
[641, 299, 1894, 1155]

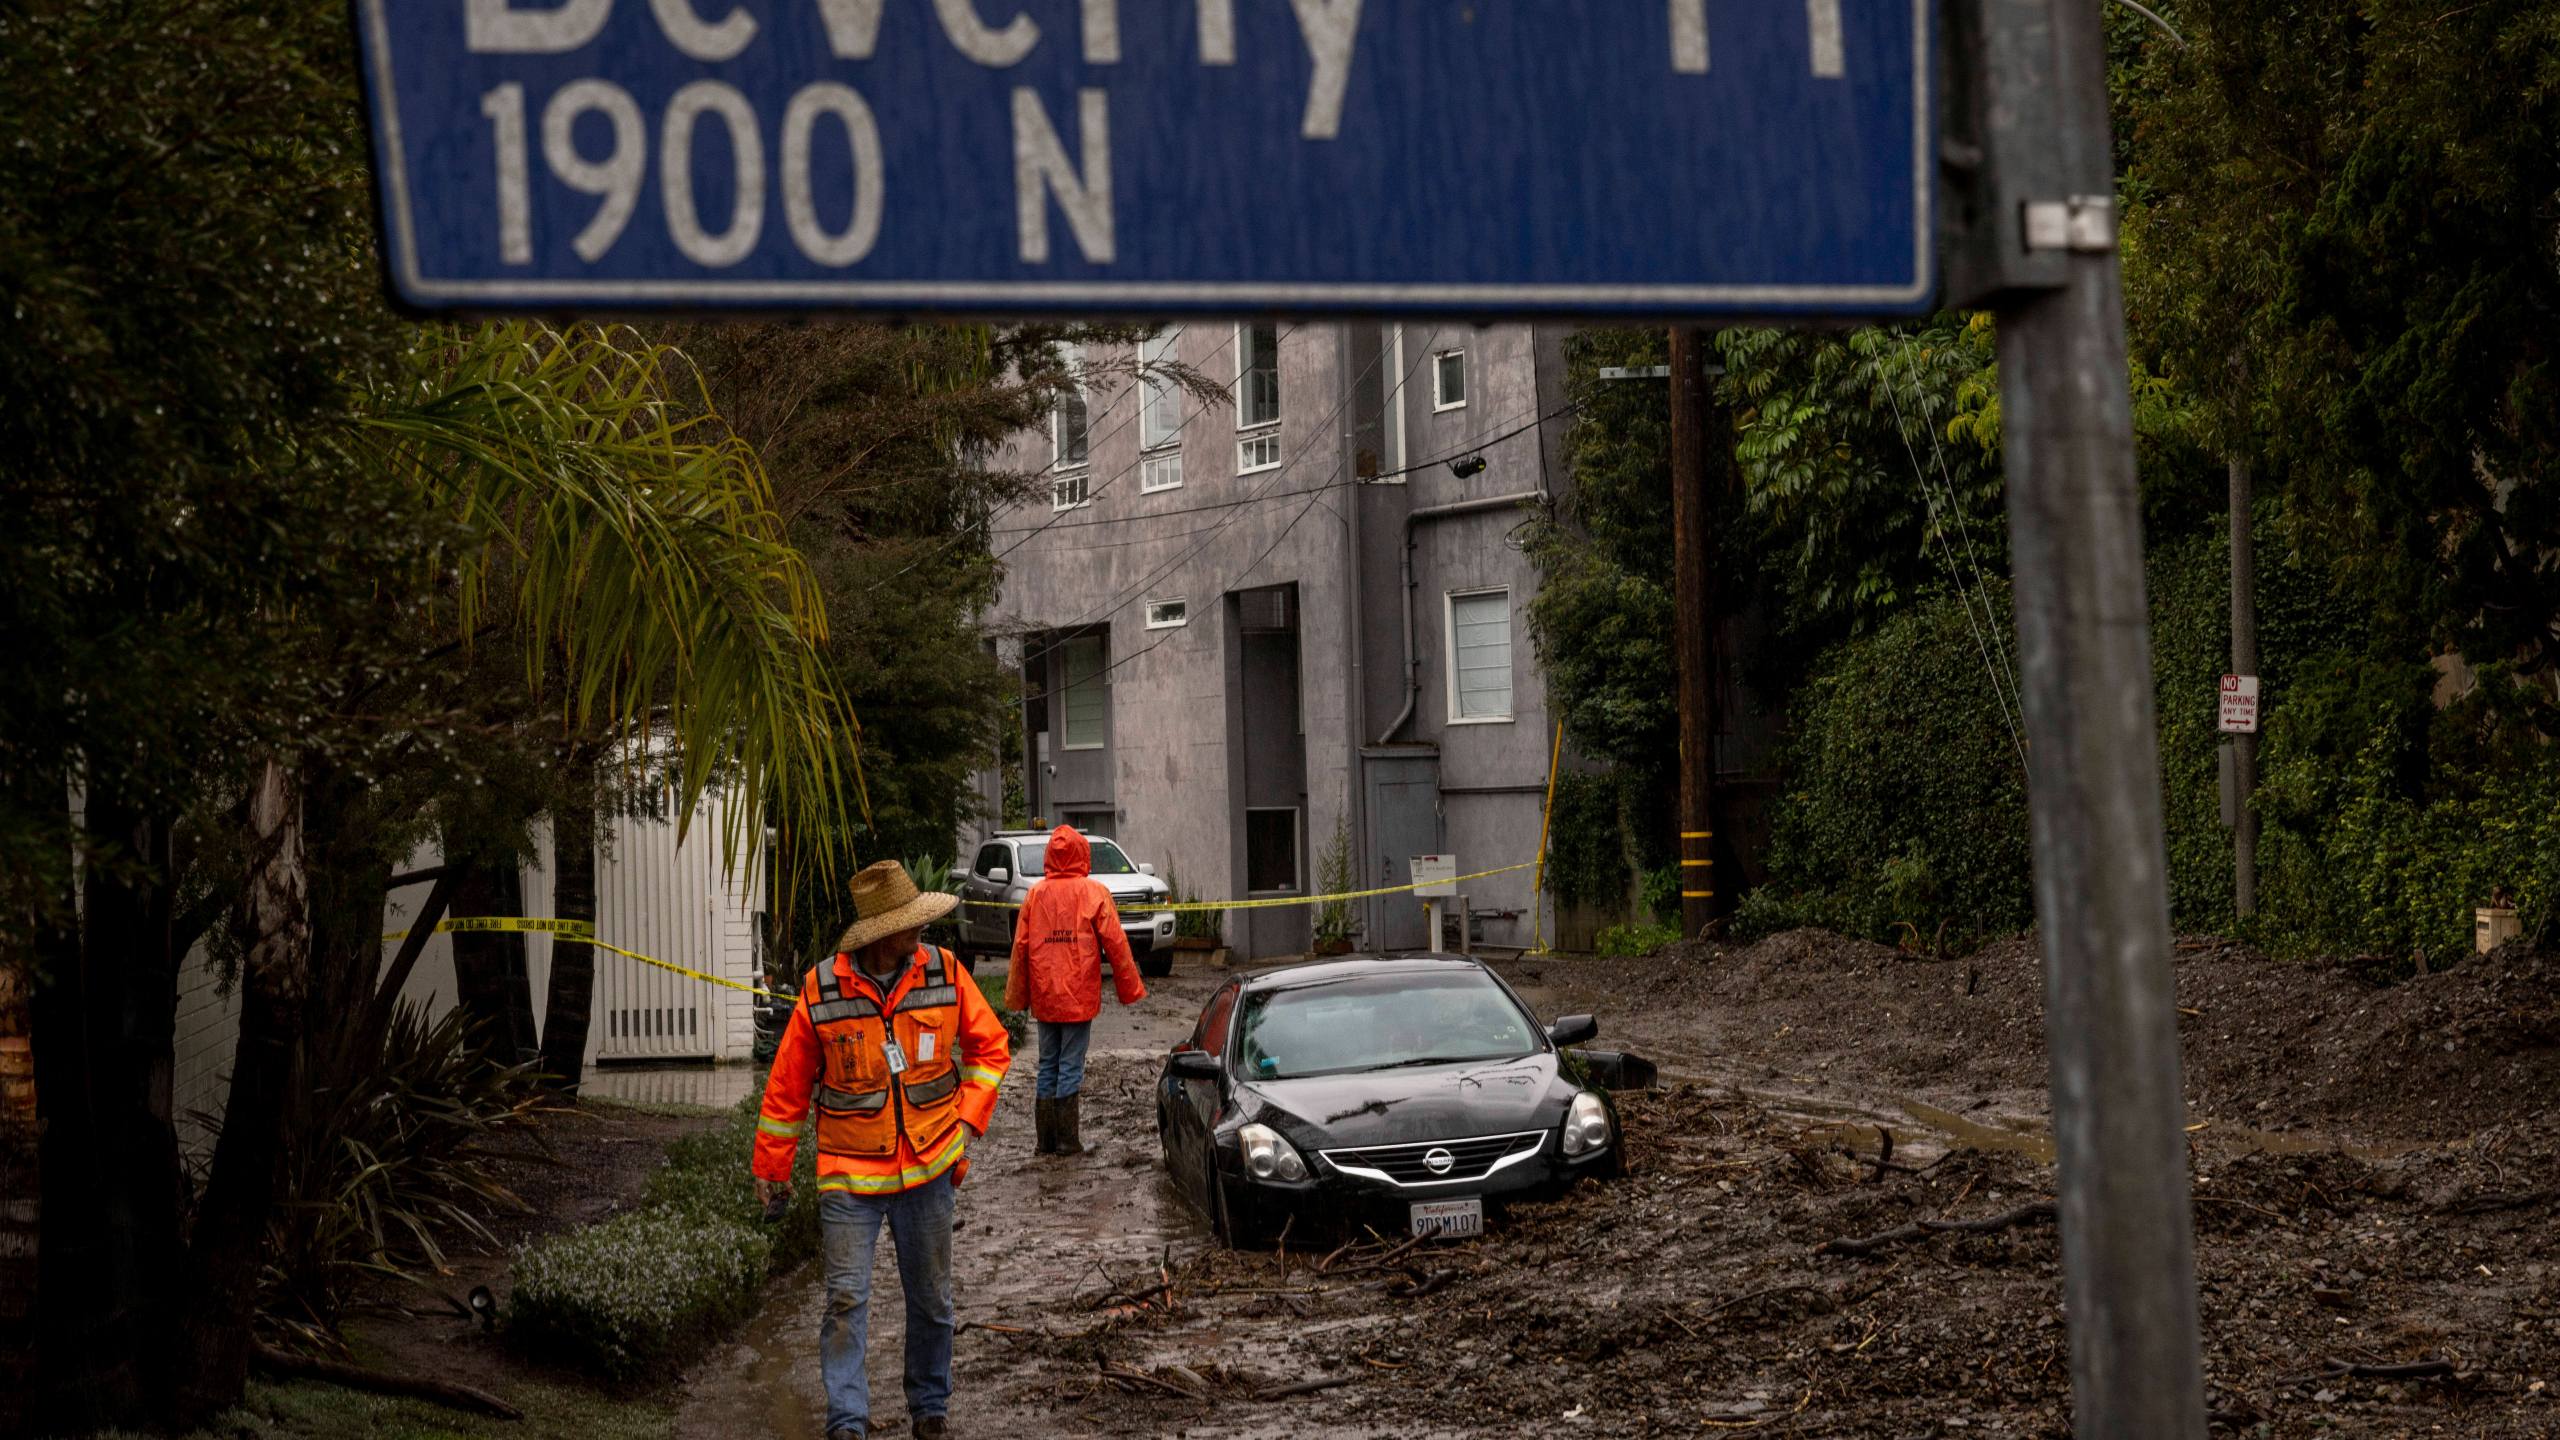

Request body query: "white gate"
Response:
[593, 805, 748, 1061]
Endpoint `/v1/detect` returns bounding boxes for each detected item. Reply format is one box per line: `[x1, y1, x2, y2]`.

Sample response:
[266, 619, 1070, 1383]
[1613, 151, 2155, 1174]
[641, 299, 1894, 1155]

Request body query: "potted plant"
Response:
[1167, 869, 1222, 952]
[1311, 818, 1357, 955]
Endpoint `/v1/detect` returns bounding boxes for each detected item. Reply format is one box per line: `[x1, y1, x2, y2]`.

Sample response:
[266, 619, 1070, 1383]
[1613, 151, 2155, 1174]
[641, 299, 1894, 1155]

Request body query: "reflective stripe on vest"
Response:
[901, 1068, 960, 1107]
[810, 994, 880, 1025]
[895, 985, 960, 1013]
[815, 1084, 887, 1113]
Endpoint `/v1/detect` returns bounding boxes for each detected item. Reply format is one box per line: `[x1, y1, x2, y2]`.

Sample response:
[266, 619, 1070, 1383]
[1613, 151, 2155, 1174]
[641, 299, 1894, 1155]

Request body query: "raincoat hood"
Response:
[1044, 824, 1091, 880]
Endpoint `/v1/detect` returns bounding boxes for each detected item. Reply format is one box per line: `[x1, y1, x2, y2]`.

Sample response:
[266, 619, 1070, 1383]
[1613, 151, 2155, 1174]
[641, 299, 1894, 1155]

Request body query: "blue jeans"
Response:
[819, 1177, 955, 1437]
[1035, 1019, 1092, 1099]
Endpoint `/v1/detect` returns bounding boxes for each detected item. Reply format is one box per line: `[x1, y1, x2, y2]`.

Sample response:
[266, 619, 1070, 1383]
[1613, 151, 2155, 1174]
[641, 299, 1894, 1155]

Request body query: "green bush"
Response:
[506, 1206, 771, 1382]
[1745, 585, 2033, 946]
[506, 1094, 817, 1380]
[1595, 922, 1682, 958]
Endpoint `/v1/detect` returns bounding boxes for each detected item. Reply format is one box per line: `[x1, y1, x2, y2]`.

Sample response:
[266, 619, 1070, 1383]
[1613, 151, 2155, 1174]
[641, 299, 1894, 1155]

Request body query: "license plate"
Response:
[1409, 1198, 1482, 1238]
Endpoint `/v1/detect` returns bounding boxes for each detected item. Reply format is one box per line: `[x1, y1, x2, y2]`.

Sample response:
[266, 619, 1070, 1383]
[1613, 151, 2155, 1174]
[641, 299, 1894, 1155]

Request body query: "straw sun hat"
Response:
[835, 860, 960, 953]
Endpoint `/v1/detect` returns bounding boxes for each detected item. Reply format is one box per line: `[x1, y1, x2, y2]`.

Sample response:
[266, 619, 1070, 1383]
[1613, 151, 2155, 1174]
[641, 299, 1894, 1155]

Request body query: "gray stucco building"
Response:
[968, 323, 1573, 959]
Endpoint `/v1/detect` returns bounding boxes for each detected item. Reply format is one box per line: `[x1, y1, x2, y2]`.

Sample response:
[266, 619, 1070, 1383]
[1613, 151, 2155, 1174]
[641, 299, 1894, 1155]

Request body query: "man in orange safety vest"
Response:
[754, 860, 1012, 1440]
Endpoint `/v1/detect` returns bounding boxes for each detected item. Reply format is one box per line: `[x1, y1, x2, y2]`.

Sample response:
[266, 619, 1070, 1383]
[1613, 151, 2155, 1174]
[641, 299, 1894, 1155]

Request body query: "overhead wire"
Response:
[1005, 325, 1446, 688]
[1884, 378, 2029, 770]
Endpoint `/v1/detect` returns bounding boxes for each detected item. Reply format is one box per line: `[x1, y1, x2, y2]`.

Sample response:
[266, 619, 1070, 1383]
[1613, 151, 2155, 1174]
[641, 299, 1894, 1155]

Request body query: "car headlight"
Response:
[1239, 1123, 1309, 1182]
[1561, 1091, 1612, 1157]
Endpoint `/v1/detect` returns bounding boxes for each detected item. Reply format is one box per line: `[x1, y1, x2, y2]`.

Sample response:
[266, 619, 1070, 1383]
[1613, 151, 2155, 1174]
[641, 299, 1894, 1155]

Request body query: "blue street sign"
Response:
[355, 1, 1934, 316]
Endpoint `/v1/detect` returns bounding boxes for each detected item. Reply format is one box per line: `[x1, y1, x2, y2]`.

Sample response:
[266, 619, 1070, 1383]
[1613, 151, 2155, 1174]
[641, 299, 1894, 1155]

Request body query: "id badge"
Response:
[917, 1033, 936, 1064]
[882, 1040, 909, 1075]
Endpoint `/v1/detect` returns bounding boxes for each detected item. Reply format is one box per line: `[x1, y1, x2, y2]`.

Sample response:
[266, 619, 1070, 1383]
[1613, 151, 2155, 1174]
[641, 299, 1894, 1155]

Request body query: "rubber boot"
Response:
[1034, 1097, 1057, 1155]
[1056, 1093, 1086, 1156]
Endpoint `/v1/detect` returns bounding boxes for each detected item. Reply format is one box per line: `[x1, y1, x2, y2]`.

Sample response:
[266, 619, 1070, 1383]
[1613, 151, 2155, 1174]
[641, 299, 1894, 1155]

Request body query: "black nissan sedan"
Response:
[1156, 954, 1617, 1246]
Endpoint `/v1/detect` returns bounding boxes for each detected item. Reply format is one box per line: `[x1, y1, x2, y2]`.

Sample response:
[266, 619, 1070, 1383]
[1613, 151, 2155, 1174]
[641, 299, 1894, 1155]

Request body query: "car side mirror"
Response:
[987, 867, 1010, 885]
[1169, 1049, 1221, 1081]
[1139, 862, 1156, 876]
[1547, 1014, 1599, 1048]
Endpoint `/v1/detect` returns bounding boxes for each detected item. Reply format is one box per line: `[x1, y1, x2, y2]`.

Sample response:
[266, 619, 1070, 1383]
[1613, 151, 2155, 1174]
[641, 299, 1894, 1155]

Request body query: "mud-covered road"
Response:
[677, 934, 2560, 1438]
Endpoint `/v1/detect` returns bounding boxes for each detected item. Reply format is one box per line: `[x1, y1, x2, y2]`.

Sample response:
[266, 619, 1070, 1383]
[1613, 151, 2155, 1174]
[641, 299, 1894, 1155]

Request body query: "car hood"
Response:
[1089, 873, 1164, 901]
[1240, 1053, 1570, 1149]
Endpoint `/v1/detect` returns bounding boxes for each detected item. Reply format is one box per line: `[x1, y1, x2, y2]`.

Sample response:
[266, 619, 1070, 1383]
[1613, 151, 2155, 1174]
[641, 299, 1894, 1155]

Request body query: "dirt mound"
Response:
[1506, 931, 2560, 1143]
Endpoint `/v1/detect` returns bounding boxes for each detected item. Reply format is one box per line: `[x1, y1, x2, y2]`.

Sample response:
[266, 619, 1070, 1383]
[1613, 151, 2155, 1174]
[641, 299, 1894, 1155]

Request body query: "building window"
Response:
[1140, 331, 1186, 492]
[1445, 589, 1514, 723]
[1144, 598, 1189, 630]
[1059, 633, 1106, 750]
[1051, 343, 1090, 509]
[1433, 349, 1468, 411]
[1236, 323, 1280, 473]
[1140, 332, 1184, 450]
[1245, 807, 1301, 893]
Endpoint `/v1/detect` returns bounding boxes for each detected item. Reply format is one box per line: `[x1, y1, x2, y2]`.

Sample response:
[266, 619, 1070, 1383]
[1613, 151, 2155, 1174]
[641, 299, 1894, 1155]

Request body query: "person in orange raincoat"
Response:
[754, 860, 1011, 1440]
[1003, 824, 1145, 1156]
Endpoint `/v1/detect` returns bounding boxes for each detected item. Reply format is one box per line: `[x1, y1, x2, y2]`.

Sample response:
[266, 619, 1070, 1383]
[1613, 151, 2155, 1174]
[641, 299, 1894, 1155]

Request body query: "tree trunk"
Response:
[448, 858, 538, 1064]
[171, 758, 308, 1429]
[540, 770, 601, 1095]
[0, 892, 46, 1440]
[33, 789, 181, 1433]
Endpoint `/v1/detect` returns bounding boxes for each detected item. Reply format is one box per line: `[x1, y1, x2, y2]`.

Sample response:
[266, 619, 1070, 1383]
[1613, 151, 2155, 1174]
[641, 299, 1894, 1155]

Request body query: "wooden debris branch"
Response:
[1256, 1375, 1359, 1401]
[2276, 1357, 2462, 1387]
[1816, 1199, 2058, 1258]
[250, 1343, 523, 1420]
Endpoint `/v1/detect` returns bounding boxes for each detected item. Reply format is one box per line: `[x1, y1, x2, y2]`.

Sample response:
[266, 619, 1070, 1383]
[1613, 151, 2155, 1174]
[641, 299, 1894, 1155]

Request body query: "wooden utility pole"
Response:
[1669, 328, 1719, 939]
[1984, 0, 2211, 1431]
[2228, 457, 2259, 917]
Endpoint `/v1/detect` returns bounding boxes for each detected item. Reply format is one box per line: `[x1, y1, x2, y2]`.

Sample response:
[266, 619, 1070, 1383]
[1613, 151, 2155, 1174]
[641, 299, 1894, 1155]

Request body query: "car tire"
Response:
[1210, 1174, 1273, 1250]
[1138, 949, 1174, 979]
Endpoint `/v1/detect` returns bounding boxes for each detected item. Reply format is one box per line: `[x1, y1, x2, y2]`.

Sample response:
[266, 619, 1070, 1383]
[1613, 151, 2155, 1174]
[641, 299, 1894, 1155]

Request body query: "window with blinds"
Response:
[1060, 634, 1107, 750]
[1446, 589, 1514, 723]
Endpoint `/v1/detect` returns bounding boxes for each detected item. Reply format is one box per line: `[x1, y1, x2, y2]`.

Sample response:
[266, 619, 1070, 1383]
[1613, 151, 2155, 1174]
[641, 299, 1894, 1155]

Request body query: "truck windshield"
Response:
[1233, 972, 1540, 1080]
[1019, 838, 1138, 877]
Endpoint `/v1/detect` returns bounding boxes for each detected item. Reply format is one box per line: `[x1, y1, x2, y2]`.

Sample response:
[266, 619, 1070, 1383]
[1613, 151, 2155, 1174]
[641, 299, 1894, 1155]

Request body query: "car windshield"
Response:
[1018, 838, 1138, 877]
[1233, 971, 1541, 1080]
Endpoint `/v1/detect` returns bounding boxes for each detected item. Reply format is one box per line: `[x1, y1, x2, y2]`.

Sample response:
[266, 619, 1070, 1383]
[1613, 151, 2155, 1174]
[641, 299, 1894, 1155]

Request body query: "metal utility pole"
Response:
[1984, 1, 2210, 1435]
[2228, 458, 2259, 918]
[1669, 328, 1720, 940]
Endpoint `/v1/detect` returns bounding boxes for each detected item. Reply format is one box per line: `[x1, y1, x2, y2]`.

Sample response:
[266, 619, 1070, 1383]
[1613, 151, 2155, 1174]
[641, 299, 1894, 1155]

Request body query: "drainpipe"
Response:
[1375, 490, 1547, 746]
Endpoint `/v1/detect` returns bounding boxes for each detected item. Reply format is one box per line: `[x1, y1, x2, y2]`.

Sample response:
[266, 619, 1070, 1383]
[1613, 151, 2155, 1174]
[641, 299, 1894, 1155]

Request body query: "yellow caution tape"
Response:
[381, 857, 1544, 1005]
[966, 861, 1538, 914]
[383, 916, 789, 1000]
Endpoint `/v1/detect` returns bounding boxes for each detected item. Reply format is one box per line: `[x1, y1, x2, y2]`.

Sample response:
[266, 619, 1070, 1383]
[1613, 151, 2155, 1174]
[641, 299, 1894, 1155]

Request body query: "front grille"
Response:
[1115, 896, 1160, 916]
[1319, 1131, 1547, 1187]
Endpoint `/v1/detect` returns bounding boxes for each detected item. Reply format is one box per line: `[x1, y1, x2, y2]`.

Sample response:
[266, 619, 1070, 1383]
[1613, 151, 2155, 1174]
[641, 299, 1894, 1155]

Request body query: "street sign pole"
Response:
[1980, 0, 2211, 1434]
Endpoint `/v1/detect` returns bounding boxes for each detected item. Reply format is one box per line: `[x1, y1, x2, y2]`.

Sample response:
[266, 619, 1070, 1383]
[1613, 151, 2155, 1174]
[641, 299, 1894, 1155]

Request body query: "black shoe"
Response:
[1033, 1096, 1056, 1155]
[1056, 1093, 1086, 1156]
[914, 1417, 948, 1440]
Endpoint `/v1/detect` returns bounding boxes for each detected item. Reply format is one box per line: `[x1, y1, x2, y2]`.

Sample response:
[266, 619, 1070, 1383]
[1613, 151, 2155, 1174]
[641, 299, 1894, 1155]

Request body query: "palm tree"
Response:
[172, 321, 858, 1420]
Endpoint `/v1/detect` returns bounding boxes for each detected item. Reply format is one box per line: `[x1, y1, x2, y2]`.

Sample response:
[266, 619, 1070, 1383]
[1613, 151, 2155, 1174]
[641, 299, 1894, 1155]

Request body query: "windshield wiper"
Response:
[1378, 1053, 1516, 1069]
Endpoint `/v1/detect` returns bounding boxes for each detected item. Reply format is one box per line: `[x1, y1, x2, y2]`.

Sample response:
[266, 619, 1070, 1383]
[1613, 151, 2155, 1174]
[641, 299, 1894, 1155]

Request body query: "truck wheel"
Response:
[1139, 950, 1175, 979]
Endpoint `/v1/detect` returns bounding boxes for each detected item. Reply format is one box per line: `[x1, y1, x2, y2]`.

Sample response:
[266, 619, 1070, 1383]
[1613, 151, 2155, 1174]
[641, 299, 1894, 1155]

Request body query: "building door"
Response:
[1364, 750, 1443, 951]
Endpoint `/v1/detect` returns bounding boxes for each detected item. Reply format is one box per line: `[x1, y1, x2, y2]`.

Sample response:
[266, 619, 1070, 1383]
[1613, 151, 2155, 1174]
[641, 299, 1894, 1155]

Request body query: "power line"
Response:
[1006, 325, 1440, 688]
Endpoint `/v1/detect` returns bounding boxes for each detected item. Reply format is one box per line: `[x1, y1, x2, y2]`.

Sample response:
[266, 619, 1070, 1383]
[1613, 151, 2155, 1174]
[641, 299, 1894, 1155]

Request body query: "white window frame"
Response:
[1143, 598, 1189, 631]
[1243, 806, 1303, 894]
[1139, 331, 1186, 492]
[1433, 348, 1469, 412]
[1443, 587, 1516, 725]
[1058, 634, 1107, 751]
[1235, 323, 1281, 474]
[1050, 343, 1091, 509]
[1139, 331, 1185, 453]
